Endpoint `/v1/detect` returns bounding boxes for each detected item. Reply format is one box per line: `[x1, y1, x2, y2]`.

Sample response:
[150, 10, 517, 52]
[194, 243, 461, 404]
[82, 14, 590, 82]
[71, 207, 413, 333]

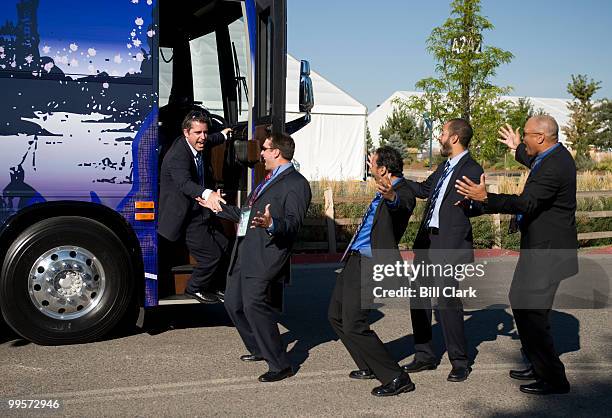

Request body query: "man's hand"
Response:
[376, 173, 397, 201]
[251, 204, 272, 229]
[498, 123, 521, 150]
[455, 174, 488, 202]
[221, 127, 232, 137]
[366, 153, 375, 177]
[196, 196, 218, 212]
[199, 189, 226, 212]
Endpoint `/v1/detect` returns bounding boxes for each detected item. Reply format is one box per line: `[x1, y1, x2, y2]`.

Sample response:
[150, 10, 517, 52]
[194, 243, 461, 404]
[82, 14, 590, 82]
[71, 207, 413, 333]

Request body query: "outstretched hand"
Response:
[498, 123, 521, 150]
[196, 189, 226, 213]
[455, 174, 488, 202]
[376, 173, 397, 201]
[251, 204, 272, 229]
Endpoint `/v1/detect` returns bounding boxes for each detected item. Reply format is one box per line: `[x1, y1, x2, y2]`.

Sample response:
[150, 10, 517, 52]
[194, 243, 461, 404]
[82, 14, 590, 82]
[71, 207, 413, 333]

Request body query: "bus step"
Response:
[158, 294, 200, 305]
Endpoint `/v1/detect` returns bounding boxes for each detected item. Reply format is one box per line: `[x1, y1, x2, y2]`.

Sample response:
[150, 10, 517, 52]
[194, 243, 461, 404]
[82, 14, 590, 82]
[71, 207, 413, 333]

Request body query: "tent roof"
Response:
[368, 90, 573, 144]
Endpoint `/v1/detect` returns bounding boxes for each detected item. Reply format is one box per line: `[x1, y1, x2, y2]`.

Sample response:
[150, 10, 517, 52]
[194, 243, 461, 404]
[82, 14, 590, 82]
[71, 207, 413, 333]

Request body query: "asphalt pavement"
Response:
[0, 255, 610, 417]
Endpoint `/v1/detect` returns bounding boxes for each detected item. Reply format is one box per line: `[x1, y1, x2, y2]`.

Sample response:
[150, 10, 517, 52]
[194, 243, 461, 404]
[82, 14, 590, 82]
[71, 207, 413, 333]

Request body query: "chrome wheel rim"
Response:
[28, 246, 106, 320]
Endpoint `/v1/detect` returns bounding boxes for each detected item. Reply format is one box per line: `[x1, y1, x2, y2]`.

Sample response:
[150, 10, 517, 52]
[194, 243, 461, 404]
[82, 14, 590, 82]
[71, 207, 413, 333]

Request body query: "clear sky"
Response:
[287, 0, 612, 113]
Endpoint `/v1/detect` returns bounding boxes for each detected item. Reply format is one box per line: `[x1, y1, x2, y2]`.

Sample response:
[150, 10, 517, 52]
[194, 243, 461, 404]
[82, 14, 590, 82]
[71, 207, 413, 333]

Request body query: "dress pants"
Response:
[510, 280, 569, 388]
[409, 234, 468, 368]
[224, 244, 290, 372]
[409, 290, 468, 368]
[328, 253, 403, 385]
[184, 211, 228, 293]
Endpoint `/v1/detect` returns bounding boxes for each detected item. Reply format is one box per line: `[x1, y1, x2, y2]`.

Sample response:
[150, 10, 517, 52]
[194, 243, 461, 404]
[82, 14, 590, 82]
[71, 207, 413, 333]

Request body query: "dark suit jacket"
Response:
[407, 152, 484, 264]
[486, 143, 578, 285]
[217, 165, 311, 286]
[367, 178, 416, 265]
[158, 134, 225, 241]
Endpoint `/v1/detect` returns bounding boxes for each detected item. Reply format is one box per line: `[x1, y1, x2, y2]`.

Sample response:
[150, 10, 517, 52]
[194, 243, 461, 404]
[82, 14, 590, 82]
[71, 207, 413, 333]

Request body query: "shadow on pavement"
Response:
[139, 303, 234, 336]
[465, 335, 612, 417]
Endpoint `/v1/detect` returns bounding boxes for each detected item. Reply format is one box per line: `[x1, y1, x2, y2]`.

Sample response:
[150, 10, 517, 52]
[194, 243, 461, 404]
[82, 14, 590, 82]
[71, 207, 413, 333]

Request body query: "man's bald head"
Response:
[527, 115, 559, 143]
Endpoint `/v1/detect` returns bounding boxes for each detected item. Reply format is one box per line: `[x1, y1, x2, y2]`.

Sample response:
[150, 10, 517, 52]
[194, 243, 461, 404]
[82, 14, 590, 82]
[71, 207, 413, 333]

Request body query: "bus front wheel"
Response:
[0, 216, 135, 345]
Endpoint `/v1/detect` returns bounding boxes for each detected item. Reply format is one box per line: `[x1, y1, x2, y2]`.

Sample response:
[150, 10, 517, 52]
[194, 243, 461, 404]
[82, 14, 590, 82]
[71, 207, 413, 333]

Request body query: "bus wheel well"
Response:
[0, 202, 144, 307]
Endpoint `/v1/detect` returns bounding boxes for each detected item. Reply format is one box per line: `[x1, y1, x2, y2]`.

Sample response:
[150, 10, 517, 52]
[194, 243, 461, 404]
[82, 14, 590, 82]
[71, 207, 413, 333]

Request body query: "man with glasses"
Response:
[158, 110, 229, 304]
[455, 115, 578, 395]
[201, 132, 311, 383]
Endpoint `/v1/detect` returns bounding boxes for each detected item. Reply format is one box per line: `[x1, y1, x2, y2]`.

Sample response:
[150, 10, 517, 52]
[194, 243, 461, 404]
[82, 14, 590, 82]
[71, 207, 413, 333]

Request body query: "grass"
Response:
[497, 171, 612, 194]
[297, 179, 612, 251]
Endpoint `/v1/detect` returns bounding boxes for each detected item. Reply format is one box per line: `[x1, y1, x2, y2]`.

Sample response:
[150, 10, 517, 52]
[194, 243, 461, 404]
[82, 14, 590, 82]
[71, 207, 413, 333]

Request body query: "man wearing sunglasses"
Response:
[201, 132, 311, 383]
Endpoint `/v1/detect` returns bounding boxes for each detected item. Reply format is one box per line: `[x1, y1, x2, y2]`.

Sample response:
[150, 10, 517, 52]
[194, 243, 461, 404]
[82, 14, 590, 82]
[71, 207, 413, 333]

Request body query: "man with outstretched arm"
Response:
[402, 118, 483, 383]
[158, 110, 229, 304]
[328, 146, 417, 397]
[455, 115, 578, 395]
[200, 132, 311, 383]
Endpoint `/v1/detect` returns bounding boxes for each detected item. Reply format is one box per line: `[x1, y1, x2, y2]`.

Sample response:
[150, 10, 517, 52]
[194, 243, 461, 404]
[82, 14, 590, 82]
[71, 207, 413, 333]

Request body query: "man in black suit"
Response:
[201, 132, 311, 383]
[402, 118, 483, 382]
[455, 115, 578, 395]
[158, 110, 229, 303]
[328, 146, 417, 397]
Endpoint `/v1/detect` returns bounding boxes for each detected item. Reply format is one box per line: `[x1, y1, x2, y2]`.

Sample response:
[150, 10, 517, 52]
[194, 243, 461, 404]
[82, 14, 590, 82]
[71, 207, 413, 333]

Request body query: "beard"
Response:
[440, 141, 452, 157]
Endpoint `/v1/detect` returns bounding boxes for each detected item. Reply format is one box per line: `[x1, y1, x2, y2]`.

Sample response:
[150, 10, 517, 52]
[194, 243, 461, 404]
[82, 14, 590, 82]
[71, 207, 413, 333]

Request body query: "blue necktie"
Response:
[195, 153, 203, 185]
[424, 161, 453, 227]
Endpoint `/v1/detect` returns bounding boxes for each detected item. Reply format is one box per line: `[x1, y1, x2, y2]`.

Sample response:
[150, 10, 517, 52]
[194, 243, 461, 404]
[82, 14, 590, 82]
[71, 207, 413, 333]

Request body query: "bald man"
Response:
[455, 115, 578, 395]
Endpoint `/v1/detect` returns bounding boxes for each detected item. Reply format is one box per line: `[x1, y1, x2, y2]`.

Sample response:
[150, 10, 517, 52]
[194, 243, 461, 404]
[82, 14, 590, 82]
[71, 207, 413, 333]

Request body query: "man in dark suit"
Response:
[455, 115, 578, 395]
[201, 132, 311, 383]
[328, 146, 417, 397]
[403, 118, 484, 382]
[158, 110, 229, 303]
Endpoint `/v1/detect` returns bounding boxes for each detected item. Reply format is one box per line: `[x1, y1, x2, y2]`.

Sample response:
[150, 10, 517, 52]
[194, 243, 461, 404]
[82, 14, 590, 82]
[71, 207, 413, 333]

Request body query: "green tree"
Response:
[378, 107, 428, 153]
[396, 0, 513, 162]
[505, 97, 534, 129]
[385, 133, 408, 160]
[562, 74, 601, 164]
[594, 99, 612, 151]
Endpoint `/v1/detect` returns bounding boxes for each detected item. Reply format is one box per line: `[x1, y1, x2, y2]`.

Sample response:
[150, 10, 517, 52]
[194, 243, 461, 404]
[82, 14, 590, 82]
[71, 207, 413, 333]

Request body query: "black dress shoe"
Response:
[447, 366, 472, 382]
[240, 354, 264, 362]
[371, 372, 415, 397]
[215, 290, 225, 303]
[349, 369, 375, 380]
[510, 367, 537, 381]
[258, 367, 295, 382]
[520, 380, 570, 395]
[401, 359, 437, 373]
[184, 289, 219, 304]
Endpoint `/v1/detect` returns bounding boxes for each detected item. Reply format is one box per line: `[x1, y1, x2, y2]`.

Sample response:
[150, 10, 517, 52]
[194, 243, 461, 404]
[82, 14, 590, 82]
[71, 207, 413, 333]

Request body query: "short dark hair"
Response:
[269, 132, 295, 160]
[375, 146, 403, 176]
[447, 118, 473, 148]
[181, 110, 210, 132]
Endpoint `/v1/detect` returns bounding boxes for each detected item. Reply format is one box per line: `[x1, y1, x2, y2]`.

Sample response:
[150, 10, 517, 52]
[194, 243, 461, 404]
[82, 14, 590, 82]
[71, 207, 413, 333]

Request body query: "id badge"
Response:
[237, 208, 251, 237]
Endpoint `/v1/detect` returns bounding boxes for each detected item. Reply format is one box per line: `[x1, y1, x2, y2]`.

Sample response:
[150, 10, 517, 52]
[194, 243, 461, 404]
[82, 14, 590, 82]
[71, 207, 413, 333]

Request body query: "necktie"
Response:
[248, 172, 273, 207]
[341, 194, 379, 262]
[195, 153, 203, 185]
[423, 160, 453, 228]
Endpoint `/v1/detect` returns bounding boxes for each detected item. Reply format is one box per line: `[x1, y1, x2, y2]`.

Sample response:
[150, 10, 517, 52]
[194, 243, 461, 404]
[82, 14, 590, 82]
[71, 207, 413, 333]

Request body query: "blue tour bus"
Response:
[0, 0, 314, 345]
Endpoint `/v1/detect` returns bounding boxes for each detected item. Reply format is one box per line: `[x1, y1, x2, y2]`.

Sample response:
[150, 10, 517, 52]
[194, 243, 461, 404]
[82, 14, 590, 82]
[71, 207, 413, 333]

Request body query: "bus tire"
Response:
[0, 216, 135, 345]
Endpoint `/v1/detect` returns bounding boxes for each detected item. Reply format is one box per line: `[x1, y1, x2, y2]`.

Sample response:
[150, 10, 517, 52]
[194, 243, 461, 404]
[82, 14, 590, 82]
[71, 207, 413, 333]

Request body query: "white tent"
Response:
[286, 55, 366, 181]
[159, 20, 366, 180]
[368, 90, 572, 148]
